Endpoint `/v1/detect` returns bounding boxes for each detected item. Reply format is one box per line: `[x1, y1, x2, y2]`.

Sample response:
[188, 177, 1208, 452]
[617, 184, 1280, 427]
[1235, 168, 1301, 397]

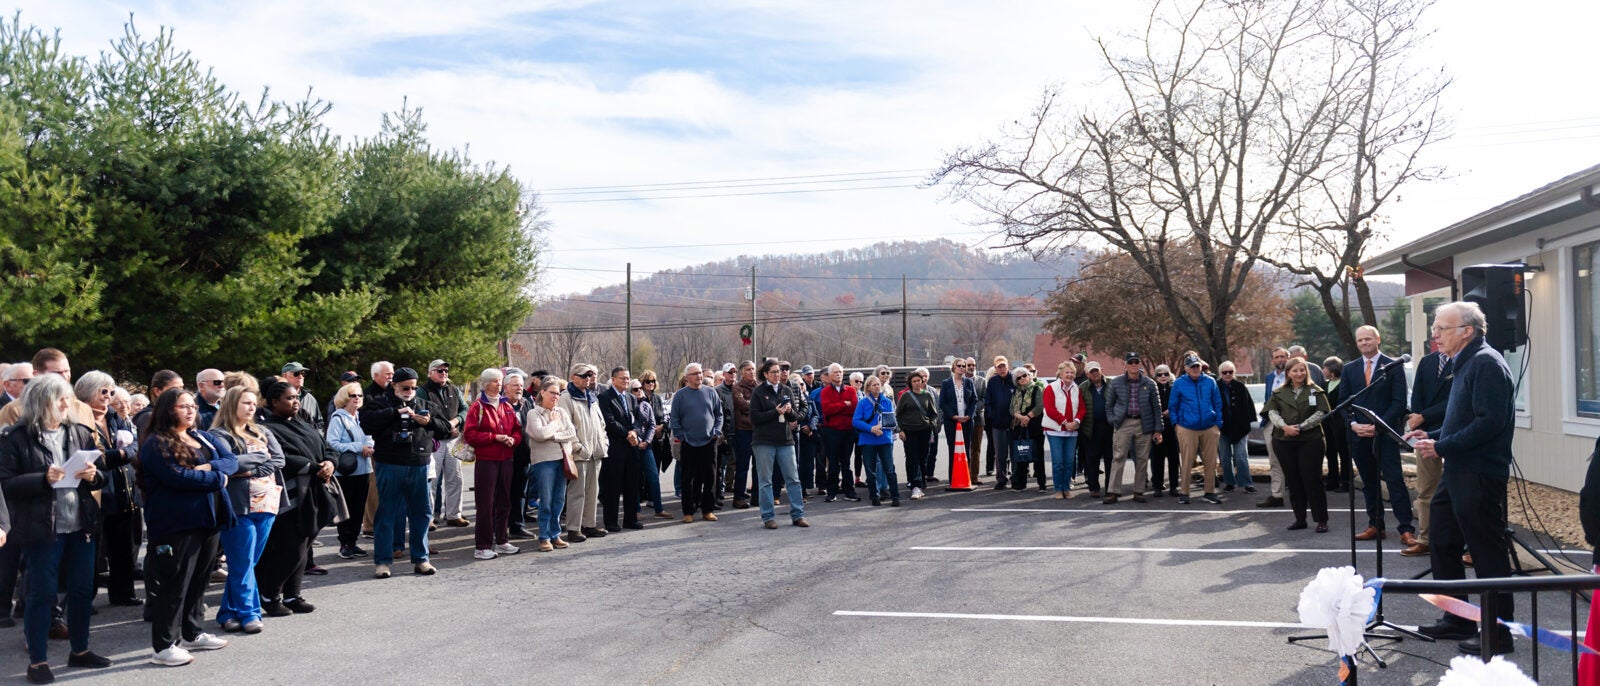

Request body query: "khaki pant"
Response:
[1265, 437, 1285, 498]
[562, 459, 602, 530]
[1176, 426, 1221, 496]
[1414, 454, 1442, 544]
[361, 474, 379, 533]
[1108, 417, 1152, 496]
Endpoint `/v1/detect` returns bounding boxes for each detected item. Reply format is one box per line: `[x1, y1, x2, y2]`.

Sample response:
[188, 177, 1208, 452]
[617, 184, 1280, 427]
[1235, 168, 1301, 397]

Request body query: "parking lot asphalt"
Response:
[4, 456, 1587, 685]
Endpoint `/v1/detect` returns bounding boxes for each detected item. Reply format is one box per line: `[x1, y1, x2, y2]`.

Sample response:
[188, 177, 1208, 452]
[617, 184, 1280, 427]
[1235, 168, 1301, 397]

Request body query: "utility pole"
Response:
[901, 274, 908, 366]
[750, 265, 758, 363]
[625, 262, 632, 373]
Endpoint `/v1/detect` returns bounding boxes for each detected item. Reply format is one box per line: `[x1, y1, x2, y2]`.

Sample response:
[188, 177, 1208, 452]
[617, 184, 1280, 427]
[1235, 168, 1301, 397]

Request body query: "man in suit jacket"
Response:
[597, 366, 643, 532]
[1404, 302, 1517, 655]
[1401, 348, 1454, 557]
[1341, 325, 1414, 542]
[939, 360, 981, 485]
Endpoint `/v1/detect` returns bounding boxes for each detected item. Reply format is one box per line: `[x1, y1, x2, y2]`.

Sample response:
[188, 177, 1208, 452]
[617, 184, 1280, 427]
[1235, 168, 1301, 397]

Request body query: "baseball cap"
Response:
[721, 363, 736, 374]
[1184, 354, 1202, 368]
[1123, 352, 1142, 364]
[428, 359, 450, 371]
[339, 371, 361, 383]
[1072, 353, 1087, 362]
[1085, 361, 1102, 373]
[281, 362, 309, 374]
[799, 365, 815, 375]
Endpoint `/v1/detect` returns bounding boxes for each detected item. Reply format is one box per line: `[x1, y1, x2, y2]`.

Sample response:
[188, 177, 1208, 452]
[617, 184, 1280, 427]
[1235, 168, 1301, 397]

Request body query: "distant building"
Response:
[1032, 334, 1258, 380]
[1365, 163, 1600, 491]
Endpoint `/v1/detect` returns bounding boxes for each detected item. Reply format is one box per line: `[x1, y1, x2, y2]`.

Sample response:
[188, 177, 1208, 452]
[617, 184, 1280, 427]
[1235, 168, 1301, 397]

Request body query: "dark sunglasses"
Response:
[394, 384, 418, 391]
[287, 371, 305, 377]
[205, 379, 225, 386]
[579, 372, 596, 379]
[349, 393, 363, 398]
[1220, 371, 1235, 375]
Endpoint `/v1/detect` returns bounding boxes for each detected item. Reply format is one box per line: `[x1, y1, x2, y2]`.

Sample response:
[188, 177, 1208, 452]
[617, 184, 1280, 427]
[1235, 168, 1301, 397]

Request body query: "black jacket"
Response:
[362, 388, 451, 467]
[1219, 379, 1256, 443]
[422, 380, 464, 439]
[750, 382, 796, 446]
[1426, 336, 1514, 478]
[1580, 436, 1600, 568]
[938, 377, 979, 425]
[597, 385, 635, 444]
[86, 410, 141, 515]
[0, 422, 104, 546]
[1410, 351, 1454, 433]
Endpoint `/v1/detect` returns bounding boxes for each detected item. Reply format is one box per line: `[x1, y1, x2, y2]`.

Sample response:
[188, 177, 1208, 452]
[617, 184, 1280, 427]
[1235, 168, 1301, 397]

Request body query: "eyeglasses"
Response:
[175, 403, 198, 411]
[1220, 371, 1235, 376]
[1431, 324, 1470, 334]
[98, 388, 114, 396]
[641, 380, 656, 385]
[204, 379, 225, 386]
[394, 384, 418, 391]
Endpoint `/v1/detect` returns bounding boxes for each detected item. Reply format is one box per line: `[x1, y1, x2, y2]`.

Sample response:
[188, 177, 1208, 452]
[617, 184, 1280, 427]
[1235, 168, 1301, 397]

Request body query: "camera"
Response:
[397, 406, 416, 442]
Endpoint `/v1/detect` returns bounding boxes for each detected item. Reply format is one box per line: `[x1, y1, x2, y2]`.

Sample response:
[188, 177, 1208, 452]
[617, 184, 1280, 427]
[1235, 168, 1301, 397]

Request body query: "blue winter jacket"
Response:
[1169, 373, 1223, 431]
[140, 429, 239, 539]
[852, 392, 895, 446]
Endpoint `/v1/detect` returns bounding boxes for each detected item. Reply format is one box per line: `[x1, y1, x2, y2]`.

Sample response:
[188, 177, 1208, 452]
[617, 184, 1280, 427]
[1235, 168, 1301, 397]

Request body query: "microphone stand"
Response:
[1287, 360, 1431, 671]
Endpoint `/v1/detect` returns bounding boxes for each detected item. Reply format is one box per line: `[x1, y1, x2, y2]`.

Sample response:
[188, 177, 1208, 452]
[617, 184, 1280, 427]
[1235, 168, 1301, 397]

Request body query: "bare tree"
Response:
[933, 0, 1445, 363]
[1258, 0, 1448, 356]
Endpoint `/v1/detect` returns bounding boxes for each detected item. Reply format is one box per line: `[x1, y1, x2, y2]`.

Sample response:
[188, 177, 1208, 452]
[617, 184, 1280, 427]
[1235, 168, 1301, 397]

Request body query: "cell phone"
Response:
[1405, 436, 1420, 448]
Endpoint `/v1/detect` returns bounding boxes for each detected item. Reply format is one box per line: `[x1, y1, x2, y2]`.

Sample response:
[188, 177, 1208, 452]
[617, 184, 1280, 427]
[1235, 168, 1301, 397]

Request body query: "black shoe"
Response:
[890, 499, 901, 507]
[1417, 619, 1477, 641]
[824, 495, 837, 503]
[927, 477, 941, 483]
[565, 530, 587, 543]
[604, 525, 623, 533]
[0, 616, 15, 628]
[625, 522, 644, 530]
[304, 565, 328, 576]
[68, 650, 111, 668]
[1458, 630, 1514, 655]
[283, 597, 316, 614]
[1177, 496, 1190, 505]
[1152, 488, 1165, 498]
[871, 499, 882, 506]
[108, 596, 144, 607]
[1223, 484, 1236, 493]
[338, 545, 359, 559]
[262, 599, 293, 617]
[581, 527, 608, 538]
[26, 663, 53, 684]
[842, 493, 861, 502]
[1287, 521, 1308, 531]
[1202, 493, 1222, 505]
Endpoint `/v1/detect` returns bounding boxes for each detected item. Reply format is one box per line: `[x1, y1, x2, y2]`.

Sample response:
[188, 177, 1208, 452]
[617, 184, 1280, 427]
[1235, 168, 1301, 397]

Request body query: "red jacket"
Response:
[819, 383, 858, 431]
[1042, 380, 1086, 431]
[463, 397, 523, 462]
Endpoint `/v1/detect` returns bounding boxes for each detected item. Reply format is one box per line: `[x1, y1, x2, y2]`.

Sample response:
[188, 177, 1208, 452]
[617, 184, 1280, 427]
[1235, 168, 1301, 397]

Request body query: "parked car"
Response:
[1246, 383, 1267, 455]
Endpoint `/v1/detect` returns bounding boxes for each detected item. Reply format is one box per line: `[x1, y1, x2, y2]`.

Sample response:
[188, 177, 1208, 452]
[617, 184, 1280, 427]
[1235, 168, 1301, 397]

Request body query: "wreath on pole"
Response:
[739, 324, 753, 346]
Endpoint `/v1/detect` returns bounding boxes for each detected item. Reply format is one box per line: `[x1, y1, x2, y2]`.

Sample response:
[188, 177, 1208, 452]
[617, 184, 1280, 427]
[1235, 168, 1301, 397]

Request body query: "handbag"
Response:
[451, 403, 485, 463]
[1011, 439, 1034, 463]
[332, 415, 363, 475]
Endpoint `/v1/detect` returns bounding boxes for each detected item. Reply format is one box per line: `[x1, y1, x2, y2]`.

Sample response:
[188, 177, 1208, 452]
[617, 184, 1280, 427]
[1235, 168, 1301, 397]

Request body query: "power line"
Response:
[542, 174, 924, 196]
[542, 231, 991, 253]
[538, 168, 928, 192]
[542, 183, 922, 204]
[542, 265, 1063, 282]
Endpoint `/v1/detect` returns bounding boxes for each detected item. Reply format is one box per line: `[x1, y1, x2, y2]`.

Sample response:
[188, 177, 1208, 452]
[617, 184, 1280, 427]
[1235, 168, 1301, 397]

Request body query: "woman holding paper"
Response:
[0, 374, 110, 683]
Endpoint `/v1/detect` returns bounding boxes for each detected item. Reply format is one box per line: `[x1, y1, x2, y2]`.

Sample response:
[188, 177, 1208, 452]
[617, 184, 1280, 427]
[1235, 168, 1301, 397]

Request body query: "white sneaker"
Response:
[150, 645, 195, 666]
[910, 487, 925, 500]
[179, 633, 229, 651]
[493, 542, 521, 555]
[473, 549, 498, 560]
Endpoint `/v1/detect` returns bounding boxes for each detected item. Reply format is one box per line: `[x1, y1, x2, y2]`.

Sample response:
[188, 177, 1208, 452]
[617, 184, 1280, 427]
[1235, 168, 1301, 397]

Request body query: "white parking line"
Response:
[911, 545, 1398, 554]
[951, 507, 1359, 515]
[834, 610, 1320, 630]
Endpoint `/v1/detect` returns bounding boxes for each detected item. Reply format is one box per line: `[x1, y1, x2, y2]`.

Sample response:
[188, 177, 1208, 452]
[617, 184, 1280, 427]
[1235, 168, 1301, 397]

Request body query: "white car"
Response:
[1246, 383, 1268, 455]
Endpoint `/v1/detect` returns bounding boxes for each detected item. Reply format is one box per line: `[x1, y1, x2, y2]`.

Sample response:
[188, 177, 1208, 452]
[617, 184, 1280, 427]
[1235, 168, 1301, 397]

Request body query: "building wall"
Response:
[1433, 212, 1600, 493]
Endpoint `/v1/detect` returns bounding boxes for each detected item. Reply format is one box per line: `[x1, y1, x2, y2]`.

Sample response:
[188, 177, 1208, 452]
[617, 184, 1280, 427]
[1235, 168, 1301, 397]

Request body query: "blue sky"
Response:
[13, 0, 1600, 295]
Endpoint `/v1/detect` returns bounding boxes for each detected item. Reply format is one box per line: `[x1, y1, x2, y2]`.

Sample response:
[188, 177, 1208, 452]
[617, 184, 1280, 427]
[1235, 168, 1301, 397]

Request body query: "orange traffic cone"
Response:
[946, 421, 974, 492]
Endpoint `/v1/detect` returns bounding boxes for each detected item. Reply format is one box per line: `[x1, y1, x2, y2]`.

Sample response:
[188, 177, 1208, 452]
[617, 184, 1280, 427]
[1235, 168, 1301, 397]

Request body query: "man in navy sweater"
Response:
[1404, 302, 1516, 656]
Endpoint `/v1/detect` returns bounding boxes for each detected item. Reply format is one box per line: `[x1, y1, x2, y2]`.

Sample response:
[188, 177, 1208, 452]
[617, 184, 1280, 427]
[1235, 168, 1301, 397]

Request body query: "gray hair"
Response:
[1287, 345, 1308, 357]
[1218, 361, 1237, 373]
[848, 371, 864, 383]
[19, 373, 74, 433]
[503, 371, 526, 386]
[826, 363, 844, 374]
[1438, 301, 1489, 336]
[478, 367, 504, 385]
[73, 370, 117, 404]
[683, 362, 703, 377]
[371, 361, 394, 377]
[3, 362, 32, 382]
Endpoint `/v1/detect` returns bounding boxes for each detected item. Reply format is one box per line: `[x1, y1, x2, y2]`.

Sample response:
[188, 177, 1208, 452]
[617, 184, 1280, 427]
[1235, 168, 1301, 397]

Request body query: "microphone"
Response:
[1378, 354, 1411, 374]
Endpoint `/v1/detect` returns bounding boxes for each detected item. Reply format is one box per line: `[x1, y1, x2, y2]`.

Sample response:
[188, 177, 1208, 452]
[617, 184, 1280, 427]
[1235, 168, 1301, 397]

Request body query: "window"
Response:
[1577, 240, 1600, 418]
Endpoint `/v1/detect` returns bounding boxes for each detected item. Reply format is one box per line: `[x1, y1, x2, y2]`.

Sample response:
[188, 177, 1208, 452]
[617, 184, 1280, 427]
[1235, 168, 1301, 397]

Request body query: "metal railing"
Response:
[1376, 574, 1600, 684]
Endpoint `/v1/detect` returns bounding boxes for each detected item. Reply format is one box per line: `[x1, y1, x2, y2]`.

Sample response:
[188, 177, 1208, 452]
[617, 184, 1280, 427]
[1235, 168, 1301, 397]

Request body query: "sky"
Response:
[13, 0, 1600, 296]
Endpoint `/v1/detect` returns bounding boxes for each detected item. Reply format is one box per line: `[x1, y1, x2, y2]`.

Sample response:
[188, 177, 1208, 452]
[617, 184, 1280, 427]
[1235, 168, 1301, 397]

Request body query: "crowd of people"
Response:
[0, 300, 1525, 681]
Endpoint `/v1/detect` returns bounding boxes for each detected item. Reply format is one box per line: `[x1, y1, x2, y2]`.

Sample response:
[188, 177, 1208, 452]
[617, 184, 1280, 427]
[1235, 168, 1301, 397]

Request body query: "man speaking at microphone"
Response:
[1342, 325, 1414, 543]
[1404, 301, 1516, 655]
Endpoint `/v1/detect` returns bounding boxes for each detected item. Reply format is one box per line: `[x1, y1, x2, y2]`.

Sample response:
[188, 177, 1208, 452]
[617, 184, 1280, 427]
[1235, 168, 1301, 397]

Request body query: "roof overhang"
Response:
[1366, 163, 1600, 276]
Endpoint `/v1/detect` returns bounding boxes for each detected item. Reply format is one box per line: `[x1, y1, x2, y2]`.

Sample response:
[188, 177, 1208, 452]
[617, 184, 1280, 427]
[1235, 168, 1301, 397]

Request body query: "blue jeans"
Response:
[1048, 434, 1079, 493]
[374, 462, 432, 565]
[639, 445, 664, 514]
[860, 443, 898, 501]
[1220, 435, 1251, 488]
[23, 533, 94, 664]
[733, 429, 754, 500]
[531, 460, 569, 542]
[752, 443, 806, 522]
[217, 512, 275, 626]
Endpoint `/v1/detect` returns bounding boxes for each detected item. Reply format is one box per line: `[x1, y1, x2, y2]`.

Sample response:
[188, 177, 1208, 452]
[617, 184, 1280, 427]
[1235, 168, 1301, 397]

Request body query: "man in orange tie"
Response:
[1341, 325, 1414, 543]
